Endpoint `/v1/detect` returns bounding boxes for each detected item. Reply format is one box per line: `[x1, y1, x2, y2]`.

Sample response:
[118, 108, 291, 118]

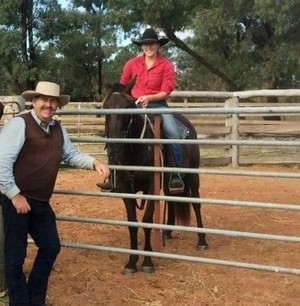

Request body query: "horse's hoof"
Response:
[141, 266, 155, 274]
[122, 267, 138, 275]
[197, 244, 208, 250]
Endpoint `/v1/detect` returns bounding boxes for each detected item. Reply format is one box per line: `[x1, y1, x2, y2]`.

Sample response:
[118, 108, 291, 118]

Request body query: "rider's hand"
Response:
[136, 96, 150, 108]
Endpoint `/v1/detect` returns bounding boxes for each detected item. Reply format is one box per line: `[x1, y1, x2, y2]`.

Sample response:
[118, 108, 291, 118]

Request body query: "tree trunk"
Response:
[27, 0, 36, 88]
[263, 77, 281, 121]
[164, 25, 241, 91]
[98, 57, 103, 97]
[20, 0, 36, 89]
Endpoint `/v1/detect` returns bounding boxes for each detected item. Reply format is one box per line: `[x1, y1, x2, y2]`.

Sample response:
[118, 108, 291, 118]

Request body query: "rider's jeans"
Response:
[147, 101, 183, 168]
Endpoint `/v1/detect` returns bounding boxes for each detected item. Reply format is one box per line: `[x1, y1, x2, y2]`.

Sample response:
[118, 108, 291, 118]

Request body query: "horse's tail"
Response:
[172, 201, 191, 226]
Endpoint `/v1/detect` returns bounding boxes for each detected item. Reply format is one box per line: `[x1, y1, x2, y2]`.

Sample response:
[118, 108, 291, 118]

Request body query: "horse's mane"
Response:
[103, 81, 135, 110]
[110, 82, 126, 93]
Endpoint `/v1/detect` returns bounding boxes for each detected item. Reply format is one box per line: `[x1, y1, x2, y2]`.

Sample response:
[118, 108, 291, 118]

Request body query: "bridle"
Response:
[103, 91, 135, 151]
[103, 90, 164, 210]
[104, 91, 155, 148]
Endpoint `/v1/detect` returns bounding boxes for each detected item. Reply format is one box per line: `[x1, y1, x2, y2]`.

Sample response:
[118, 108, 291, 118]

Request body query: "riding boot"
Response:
[168, 144, 185, 193]
[97, 176, 113, 191]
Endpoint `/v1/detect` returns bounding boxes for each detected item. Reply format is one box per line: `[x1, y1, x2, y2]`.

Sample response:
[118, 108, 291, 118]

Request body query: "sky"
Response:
[56, 0, 193, 44]
[58, 0, 68, 9]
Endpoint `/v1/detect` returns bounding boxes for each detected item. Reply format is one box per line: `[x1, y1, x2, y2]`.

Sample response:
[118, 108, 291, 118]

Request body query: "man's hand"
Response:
[11, 194, 31, 214]
[93, 160, 110, 181]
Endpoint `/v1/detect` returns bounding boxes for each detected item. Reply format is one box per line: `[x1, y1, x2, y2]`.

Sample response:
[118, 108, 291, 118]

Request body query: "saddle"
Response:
[173, 114, 191, 139]
[145, 113, 192, 139]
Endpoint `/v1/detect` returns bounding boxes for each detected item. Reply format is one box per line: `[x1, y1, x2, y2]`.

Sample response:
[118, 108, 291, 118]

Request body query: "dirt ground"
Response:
[23, 165, 300, 306]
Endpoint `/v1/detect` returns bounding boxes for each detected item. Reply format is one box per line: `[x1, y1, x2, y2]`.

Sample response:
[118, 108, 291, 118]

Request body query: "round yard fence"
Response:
[50, 98, 300, 277]
[1, 90, 299, 293]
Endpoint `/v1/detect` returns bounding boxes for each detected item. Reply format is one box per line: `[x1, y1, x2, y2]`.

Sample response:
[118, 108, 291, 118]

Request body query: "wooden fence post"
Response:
[225, 97, 240, 167]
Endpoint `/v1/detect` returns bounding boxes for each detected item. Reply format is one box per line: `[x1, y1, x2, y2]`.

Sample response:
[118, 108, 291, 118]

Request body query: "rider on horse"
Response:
[98, 28, 184, 193]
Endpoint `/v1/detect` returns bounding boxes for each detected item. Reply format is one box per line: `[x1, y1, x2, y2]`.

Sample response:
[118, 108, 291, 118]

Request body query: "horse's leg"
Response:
[192, 202, 208, 249]
[123, 199, 139, 274]
[189, 173, 208, 249]
[163, 202, 175, 239]
[141, 200, 155, 273]
[162, 173, 175, 239]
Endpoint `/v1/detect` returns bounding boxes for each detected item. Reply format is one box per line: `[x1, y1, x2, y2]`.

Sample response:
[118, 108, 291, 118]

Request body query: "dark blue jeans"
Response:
[1, 196, 61, 306]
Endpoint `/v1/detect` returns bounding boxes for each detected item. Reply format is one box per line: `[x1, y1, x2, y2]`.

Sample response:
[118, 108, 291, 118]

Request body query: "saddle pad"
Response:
[175, 117, 190, 139]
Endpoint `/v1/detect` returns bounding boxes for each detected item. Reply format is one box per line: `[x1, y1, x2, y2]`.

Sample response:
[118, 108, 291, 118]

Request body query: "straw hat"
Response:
[132, 28, 169, 47]
[21, 81, 70, 107]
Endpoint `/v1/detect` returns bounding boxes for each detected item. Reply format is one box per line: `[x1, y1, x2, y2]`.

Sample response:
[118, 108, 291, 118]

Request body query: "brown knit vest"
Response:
[14, 112, 63, 201]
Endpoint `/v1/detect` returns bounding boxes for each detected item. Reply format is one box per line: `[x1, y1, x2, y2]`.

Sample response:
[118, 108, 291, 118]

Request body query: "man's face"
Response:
[32, 95, 59, 123]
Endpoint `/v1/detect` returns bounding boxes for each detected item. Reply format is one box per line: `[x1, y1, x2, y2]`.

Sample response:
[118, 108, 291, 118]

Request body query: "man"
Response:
[0, 81, 110, 306]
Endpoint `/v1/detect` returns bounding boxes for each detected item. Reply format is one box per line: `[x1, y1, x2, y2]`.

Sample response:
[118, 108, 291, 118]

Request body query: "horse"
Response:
[102, 78, 208, 274]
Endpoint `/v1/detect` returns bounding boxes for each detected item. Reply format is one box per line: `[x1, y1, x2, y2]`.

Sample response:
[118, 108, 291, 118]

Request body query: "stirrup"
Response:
[168, 174, 184, 194]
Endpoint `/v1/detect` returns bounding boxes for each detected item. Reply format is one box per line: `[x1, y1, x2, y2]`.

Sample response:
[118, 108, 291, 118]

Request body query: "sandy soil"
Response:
[22, 165, 300, 306]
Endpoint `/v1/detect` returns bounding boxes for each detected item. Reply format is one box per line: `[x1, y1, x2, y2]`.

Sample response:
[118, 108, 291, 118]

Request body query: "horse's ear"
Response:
[123, 76, 137, 94]
[103, 78, 112, 92]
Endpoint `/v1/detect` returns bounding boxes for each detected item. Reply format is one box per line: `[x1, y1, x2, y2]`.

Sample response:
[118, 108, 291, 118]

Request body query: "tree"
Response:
[105, 0, 241, 90]
[0, 0, 65, 94]
[105, 0, 300, 91]
[0, 0, 298, 96]
[41, 0, 120, 100]
[172, 0, 300, 90]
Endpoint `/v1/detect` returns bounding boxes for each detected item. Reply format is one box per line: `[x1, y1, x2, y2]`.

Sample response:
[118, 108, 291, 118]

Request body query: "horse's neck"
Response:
[133, 115, 154, 139]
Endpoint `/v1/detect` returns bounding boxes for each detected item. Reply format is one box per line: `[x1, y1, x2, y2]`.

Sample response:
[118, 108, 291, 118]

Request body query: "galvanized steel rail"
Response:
[54, 103, 300, 275]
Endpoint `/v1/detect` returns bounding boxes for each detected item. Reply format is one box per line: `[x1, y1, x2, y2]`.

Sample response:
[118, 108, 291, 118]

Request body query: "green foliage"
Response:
[173, 0, 300, 90]
[0, 0, 298, 99]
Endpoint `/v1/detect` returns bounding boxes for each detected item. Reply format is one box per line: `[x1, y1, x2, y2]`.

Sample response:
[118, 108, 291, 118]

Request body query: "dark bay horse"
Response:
[102, 78, 208, 274]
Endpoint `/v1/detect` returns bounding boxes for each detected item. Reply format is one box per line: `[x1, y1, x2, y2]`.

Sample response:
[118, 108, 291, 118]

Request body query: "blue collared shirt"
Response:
[0, 109, 95, 199]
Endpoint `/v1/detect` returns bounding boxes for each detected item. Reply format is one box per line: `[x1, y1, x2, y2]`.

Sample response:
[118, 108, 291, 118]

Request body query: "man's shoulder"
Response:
[17, 110, 31, 118]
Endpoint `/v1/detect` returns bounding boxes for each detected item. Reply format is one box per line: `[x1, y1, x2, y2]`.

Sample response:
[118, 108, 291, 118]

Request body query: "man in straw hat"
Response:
[98, 28, 184, 193]
[0, 81, 110, 305]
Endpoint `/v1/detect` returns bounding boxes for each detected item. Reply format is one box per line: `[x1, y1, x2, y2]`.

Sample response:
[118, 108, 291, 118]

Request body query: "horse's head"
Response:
[102, 78, 138, 163]
[103, 77, 137, 136]
[103, 77, 136, 110]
